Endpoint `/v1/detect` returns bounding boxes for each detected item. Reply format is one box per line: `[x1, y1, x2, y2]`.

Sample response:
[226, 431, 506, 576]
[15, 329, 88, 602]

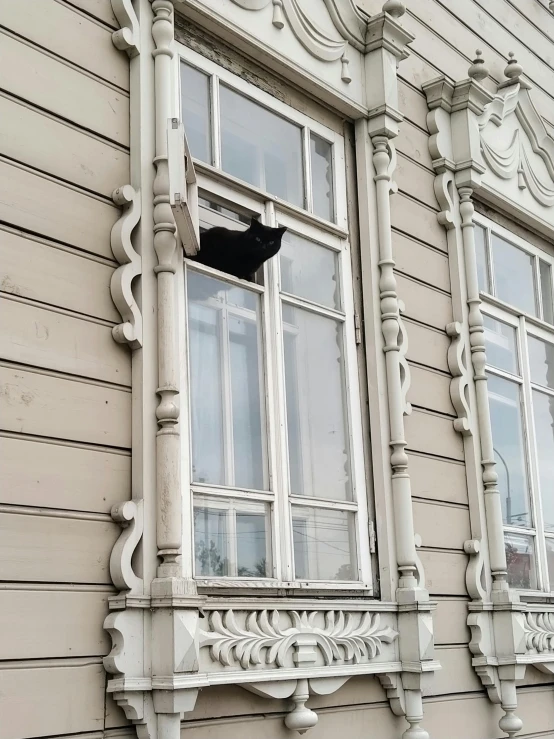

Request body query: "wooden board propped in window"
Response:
[167, 117, 199, 256]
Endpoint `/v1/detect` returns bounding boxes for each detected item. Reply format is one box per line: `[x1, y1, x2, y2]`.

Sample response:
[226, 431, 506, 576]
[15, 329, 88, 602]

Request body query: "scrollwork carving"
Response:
[446, 322, 472, 437]
[200, 609, 398, 669]
[111, 0, 141, 56]
[398, 299, 412, 417]
[230, 0, 353, 82]
[110, 185, 142, 350]
[524, 612, 554, 653]
[109, 499, 144, 594]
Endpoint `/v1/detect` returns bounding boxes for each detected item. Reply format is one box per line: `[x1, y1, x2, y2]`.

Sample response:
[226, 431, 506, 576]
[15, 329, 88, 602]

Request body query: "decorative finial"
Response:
[468, 49, 489, 82]
[504, 51, 523, 82]
[382, 0, 405, 18]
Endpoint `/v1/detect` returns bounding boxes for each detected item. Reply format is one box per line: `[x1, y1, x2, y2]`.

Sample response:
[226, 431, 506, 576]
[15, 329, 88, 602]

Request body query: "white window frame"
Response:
[176, 44, 373, 593]
[477, 212, 554, 595]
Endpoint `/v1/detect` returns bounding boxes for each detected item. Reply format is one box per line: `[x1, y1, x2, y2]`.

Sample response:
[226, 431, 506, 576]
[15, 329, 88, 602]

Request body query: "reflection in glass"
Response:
[194, 497, 270, 577]
[528, 335, 554, 389]
[181, 62, 211, 164]
[310, 134, 335, 222]
[187, 271, 266, 489]
[546, 539, 554, 590]
[505, 532, 537, 590]
[540, 261, 554, 324]
[280, 231, 340, 309]
[475, 225, 489, 293]
[292, 507, 357, 580]
[531, 390, 554, 532]
[488, 374, 531, 527]
[283, 307, 351, 500]
[483, 315, 518, 374]
[492, 234, 536, 315]
[220, 85, 303, 207]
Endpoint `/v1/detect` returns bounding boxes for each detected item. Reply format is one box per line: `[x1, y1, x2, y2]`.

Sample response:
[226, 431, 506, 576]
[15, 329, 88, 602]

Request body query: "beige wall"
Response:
[0, 1, 131, 737]
[3, 1, 554, 738]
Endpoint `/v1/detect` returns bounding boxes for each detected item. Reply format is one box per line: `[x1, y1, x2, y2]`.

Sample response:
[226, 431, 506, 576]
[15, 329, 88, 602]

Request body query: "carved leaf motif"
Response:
[524, 612, 554, 653]
[200, 609, 398, 669]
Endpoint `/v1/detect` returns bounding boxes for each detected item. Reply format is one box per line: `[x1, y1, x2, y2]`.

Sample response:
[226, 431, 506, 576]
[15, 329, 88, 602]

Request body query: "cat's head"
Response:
[248, 217, 287, 258]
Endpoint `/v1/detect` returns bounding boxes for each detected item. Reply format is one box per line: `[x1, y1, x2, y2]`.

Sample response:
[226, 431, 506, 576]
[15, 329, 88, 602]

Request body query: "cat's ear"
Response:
[277, 226, 287, 236]
[250, 216, 262, 230]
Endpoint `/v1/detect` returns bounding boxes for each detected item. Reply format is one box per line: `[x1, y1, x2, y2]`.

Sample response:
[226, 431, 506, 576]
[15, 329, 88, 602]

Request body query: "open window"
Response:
[178, 45, 373, 592]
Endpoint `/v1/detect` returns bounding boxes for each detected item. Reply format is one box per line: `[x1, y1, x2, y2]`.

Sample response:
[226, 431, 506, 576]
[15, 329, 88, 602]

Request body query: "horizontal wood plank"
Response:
[396, 274, 453, 330]
[433, 598, 470, 646]
[394, 232, 450, 293]
[0, 297, 131, 386]
[405, 408, 463, 461]
[403, 320, 449, 374]
[408, 451, 468, 506]
[431, 646, 482, 696]
[419, 549, 468, 596]
[408, 364, 454, 416]
[0, 159, 119, 260]
[0, 228, 118, 322]
[0, 511, 119, 583]
[398, 80, 429, 132]
[0, 31, 129, 145]
[1, 0, 128, 90]
[391, 194, 447, 253]
[0, 435, 130, 513]
[396, 120, 433, 170]
[413, 499, 470, 550]
[0, 366, 131, 448]
[395, 153, 438, 210]
[0, 661, 105, 739]
[0, 589, 110, 659]
[0, 94, 129, 198]
[65, 0, 118, 27]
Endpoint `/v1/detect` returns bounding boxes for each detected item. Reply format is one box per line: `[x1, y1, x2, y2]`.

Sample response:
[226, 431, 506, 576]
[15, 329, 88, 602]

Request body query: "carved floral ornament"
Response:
[199, 609, 398, 669]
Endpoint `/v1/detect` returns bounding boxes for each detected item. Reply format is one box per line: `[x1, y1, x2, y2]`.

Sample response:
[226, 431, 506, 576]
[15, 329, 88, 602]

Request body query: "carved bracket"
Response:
[111, 0, 141, 56]
[110, 185, 143, 350]
[109, 499, 144, 594]
[446, 321, 472, 436]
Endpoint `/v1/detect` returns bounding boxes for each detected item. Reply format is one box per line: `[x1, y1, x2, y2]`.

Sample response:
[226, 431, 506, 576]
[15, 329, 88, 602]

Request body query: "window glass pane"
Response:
[488, 374, 531, 527]
[283, 307, 351, 500]
[187, 270, 267, 489]
[531, 389, 554, 532]
[528, 335, 554, 389]
[474, 224, 489, 292]
[220, 85, 304, 207]
[310, 133, 335, 222]
[491, 234, 536, 315]
[483, 315, 518, 374]
[194, 497, 271, 577]
[181, 62, 211, 164]
[292, 507, 357, 581]
[540, 261, 554, 324]
[539, 259, 554, 323]
[279, 231, 340, 309]
[505, 532, 537, 590]
[198, 196, 251, 225]
[546, 539, 554, 591]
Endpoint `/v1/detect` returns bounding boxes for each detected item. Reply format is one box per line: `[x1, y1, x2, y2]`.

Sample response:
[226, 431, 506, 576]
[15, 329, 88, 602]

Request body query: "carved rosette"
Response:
[200, 609, 398, 669]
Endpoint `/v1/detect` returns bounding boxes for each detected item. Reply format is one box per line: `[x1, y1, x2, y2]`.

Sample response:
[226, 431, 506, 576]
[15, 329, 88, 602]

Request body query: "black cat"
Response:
[192, 217, 287, 280]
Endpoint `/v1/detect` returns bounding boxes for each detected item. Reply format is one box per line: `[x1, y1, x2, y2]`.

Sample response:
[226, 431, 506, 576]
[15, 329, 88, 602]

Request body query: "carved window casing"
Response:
[477, 214, 554, 595]
[176, 46, 374, 592]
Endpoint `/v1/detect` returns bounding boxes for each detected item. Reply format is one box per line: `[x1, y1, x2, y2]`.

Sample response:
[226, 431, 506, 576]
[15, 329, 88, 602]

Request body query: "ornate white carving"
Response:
[398, 299, 412, 416]
[464, 539, 486, 601]
[524, 612, 554, 654]
[285, 679, 318, 734]
[109, 500, 144, 594]
[111, 185, 142, 350]
[111, 0, 140, 56]
[200, 610, 398, 669]
[229, 0, 359, 82]
[446, 322, 472, 436]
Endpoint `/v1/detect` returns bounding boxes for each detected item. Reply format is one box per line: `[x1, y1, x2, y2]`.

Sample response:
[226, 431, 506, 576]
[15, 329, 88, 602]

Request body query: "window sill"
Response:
[196, 578, 374, 599]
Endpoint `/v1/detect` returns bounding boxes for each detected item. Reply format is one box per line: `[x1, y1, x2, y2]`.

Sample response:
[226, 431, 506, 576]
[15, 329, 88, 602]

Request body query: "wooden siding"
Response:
[0, 3, 131, 739]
